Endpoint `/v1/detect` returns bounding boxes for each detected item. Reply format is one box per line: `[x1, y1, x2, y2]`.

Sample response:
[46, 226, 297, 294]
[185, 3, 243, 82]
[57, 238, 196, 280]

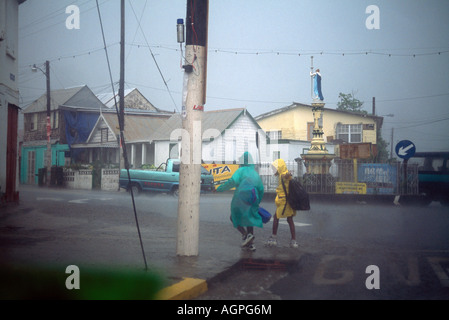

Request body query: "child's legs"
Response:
[287, 216, 296, 240]
[272, 214, 279, 236]
[230, 215, 247, 236]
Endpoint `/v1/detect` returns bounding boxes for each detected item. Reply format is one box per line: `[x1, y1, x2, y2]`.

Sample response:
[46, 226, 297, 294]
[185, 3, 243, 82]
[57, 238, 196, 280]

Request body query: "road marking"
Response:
[36, 197, 63, 202]
[390, 255, 420, 286]
[427, 257, 449, 287]
[68, 199, 89, 204]
[278, 221, 311, 227]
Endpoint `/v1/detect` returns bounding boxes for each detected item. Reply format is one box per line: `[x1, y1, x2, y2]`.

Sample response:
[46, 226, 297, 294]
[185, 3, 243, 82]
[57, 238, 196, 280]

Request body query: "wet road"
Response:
[4, 185, 449, 300]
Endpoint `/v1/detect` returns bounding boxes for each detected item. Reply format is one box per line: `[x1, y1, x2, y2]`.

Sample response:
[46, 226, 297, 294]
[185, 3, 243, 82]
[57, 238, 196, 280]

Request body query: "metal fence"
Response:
[257, 160, 419, 195]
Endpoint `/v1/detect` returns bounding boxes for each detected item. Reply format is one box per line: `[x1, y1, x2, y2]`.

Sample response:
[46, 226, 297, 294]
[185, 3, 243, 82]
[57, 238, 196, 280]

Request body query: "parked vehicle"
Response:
[407, 152, 449, 206]
[119, 159, 215, 196]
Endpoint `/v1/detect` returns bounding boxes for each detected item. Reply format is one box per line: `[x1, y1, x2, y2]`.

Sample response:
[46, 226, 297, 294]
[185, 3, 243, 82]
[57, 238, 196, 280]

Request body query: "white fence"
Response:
[62, 168, 120, 191]
[63, 169, 93, 190]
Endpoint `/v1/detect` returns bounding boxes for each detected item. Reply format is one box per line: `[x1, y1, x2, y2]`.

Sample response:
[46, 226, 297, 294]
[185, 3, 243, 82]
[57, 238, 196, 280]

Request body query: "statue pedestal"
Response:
[301, 153, 335, 175]
[301, 101, 335, 175]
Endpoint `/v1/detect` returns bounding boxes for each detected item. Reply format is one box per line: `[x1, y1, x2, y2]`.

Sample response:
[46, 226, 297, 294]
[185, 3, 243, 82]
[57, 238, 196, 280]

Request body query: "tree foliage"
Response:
[337, 92, 367, 114]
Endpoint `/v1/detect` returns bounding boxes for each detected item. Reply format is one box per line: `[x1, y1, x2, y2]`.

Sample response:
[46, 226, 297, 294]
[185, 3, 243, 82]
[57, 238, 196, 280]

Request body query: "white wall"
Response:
[202, 114, 263, 163]
[0, 0, 20, 196]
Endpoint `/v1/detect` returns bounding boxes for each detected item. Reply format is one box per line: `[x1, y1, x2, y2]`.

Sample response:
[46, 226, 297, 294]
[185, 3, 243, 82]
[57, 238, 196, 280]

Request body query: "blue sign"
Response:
[358, 164, 397, 194]
[395, 140, 416, 160]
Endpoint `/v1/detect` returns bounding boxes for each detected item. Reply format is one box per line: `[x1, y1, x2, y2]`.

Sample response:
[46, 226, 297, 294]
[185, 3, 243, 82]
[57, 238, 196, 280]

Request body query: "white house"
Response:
[150, 108, 268, 165]
[68, 108, 270, 169]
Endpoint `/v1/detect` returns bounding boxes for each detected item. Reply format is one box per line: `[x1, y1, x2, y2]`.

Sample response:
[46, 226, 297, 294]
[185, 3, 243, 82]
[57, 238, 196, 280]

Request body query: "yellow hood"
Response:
[272, 158, 288, 176]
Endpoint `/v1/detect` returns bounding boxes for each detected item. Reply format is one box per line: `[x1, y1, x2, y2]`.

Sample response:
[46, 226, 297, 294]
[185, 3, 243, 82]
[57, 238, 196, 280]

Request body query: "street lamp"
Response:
[32, 61, 51, 186]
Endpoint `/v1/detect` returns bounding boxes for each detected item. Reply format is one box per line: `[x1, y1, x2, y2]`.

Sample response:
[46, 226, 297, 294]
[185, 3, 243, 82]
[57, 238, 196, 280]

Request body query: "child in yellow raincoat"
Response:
[266, 158, 298, 248]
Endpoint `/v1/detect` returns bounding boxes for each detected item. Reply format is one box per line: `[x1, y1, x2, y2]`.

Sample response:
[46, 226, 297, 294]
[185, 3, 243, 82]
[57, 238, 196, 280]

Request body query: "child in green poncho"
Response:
[216, 152, 264, 251]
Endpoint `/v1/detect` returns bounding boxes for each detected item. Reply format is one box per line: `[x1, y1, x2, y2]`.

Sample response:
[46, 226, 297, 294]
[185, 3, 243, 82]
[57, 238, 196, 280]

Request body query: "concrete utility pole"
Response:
[177, 0, 209, 256]
[119, 0, 126, 170]
[45, 60, 51, 185]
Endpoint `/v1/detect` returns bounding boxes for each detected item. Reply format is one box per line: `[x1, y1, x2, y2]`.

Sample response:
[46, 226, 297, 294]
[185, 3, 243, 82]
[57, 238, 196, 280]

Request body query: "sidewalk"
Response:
[0, 187, 306, 300]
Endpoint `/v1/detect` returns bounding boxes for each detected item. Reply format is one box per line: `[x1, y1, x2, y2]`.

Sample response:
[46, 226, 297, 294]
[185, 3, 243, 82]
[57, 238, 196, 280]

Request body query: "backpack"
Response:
[281, 176, 310, 211]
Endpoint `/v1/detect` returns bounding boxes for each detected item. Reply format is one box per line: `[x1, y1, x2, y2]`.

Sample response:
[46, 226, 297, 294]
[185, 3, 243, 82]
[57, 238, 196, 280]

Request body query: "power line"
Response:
[19, 42, 120, 68]
[127, 0, 179, 112]
[394, 117, 449, 130]
[127, 42, 449, 58]
[95, 0, 148, 271]
[20, 0, 113, 39]
[20, 41, 449, 68]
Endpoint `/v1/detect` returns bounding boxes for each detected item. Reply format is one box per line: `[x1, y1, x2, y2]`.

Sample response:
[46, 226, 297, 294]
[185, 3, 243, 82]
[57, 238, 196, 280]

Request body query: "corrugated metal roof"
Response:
[102, 113, 173, 143]
[255, 102, 383, 123]
[151, 108, 260, 141]
[96, 88, 135, 108]
[77, 108, 258, 145]
[23, 86, 84, 113]
[23, 85, 104, 113]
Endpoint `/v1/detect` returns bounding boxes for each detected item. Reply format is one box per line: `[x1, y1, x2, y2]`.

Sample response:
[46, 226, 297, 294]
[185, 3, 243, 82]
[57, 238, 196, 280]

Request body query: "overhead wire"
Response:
[20, 0, 113, 39]
[127, 0, 179, 112]
[95, 0, 148, 271]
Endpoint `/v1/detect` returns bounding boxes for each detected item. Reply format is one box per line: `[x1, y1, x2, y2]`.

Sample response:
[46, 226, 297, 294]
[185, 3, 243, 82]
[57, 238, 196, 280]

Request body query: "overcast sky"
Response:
[18, 0, 449, 154]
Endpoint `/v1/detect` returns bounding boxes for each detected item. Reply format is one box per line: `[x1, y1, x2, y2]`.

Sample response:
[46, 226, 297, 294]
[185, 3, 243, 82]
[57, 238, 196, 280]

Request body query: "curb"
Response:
[156, 277, 208, 300]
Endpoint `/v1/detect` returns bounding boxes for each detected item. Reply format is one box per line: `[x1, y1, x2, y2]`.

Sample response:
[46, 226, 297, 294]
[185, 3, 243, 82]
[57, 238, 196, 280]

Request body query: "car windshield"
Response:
[201, 166, 210, 175]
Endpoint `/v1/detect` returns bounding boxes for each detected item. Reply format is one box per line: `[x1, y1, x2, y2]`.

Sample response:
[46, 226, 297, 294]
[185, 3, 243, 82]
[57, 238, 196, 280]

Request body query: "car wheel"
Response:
[129, 183, 140, 196]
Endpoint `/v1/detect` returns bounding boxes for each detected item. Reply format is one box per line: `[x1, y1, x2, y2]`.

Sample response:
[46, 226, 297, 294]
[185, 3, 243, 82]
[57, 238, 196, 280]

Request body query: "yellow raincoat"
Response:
[272, 159, 296, 219]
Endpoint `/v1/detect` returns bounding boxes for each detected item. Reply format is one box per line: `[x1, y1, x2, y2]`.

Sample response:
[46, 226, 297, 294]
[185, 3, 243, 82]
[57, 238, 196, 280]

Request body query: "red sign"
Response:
[46, 116, 51, 142]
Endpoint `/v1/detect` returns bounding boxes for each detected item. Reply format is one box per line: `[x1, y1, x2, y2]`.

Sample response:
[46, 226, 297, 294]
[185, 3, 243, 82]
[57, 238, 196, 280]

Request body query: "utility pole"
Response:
[45, 61, 51, 186]
[32, 61, 51, 185]
[177, 0, 209, 256]
[45, 60, 51, 186]
[390, 127, 394, 160]
[119, 0, 126, 170]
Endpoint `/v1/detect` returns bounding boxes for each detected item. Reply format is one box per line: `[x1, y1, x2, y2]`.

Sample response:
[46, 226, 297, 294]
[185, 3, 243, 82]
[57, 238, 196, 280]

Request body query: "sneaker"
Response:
[242, 233, 255, 247]
[290, 240, 299, 248]
[246, 244, 256, 251]
[265, 236, 277, 247]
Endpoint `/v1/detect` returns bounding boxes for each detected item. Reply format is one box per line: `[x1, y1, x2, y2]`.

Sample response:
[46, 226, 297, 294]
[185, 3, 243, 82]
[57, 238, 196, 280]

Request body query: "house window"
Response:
[336, 124, 362, 143]
[30, 114, 38, 131]
[268, 130, 282, 141]
[101, 128, 108, 143]
[169, 143, 179, 159]
[273, 151, 280, 161]
[51, 111, 59, 129]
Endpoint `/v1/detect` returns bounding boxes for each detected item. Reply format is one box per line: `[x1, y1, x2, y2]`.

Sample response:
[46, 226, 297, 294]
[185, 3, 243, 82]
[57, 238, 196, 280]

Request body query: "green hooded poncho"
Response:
[216, 152, 264, 228]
